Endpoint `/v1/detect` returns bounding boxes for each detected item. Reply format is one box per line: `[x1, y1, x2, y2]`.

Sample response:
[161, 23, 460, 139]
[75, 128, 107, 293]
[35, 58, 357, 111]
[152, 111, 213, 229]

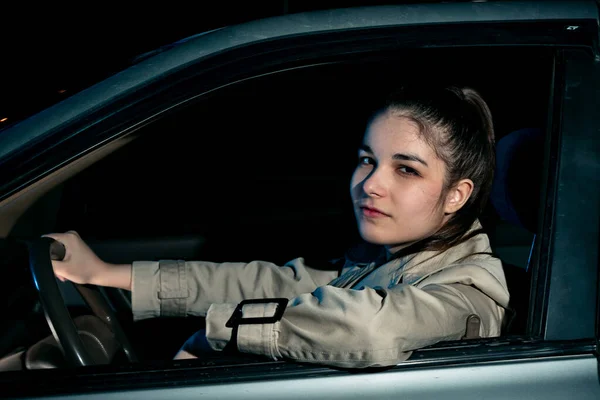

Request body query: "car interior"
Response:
[0, 46, 551, 371]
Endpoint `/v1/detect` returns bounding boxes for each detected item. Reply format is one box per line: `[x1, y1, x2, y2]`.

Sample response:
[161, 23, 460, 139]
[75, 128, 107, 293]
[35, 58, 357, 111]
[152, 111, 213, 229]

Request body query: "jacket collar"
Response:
[400, 220, 493, 284]
[345, 220, 491, 278]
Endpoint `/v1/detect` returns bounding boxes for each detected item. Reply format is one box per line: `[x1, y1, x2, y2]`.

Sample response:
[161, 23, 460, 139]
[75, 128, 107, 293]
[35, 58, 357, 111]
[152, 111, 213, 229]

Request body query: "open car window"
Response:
[4, 43, 553, 376]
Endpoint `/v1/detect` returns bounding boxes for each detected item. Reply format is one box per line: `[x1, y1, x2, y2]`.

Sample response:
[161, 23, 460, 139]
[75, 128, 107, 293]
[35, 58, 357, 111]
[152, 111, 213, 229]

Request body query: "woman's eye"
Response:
[397, 166, 419, 176]
[358, 156, 374, 166]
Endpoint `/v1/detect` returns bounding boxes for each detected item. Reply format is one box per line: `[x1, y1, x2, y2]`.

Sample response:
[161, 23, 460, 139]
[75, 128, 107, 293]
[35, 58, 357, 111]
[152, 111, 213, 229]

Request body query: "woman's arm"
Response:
[44, 231, 340, 320]
[203, 277, 504, 368]
[131, 257, 339, 320]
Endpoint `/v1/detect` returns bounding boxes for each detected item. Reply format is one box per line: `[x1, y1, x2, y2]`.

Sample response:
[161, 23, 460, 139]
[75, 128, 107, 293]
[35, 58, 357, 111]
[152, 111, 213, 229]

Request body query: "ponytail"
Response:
[382, 85, 496, 259]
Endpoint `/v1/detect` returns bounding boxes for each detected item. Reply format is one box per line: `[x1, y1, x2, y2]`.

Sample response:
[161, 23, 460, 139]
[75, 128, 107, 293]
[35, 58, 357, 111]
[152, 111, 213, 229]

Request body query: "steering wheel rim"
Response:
[28, 237, 138, 367]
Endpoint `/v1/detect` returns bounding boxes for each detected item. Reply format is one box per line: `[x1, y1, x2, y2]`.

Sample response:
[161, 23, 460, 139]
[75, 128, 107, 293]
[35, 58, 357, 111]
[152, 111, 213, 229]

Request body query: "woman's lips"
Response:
[360, 206, 389, 218]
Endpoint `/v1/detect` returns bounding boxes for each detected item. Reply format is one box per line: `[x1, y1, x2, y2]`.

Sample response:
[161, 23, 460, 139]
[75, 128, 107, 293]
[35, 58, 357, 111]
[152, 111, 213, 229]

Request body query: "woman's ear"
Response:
[444, 179, 474, 214]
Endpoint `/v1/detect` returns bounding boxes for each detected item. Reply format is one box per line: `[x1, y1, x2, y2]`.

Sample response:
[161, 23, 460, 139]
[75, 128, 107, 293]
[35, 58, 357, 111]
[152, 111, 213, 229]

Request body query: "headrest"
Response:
[490, 128, 544, 233]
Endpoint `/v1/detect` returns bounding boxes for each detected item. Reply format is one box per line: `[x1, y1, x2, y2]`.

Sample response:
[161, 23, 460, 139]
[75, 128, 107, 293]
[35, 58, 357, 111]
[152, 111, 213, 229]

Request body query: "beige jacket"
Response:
[131, 222, 509, 368]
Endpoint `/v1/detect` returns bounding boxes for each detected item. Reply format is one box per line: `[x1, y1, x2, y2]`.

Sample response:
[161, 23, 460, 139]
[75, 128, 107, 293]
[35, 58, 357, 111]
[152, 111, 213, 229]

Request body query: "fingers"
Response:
[41, 231, 82, 282]
[41, 233, 62, 241]
[41, 231, 82, 259]
[42, 231, 80, 243]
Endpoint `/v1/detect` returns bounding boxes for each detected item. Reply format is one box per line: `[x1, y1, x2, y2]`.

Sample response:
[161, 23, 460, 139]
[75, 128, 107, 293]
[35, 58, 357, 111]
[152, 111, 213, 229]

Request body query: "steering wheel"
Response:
[28, 237, 138, 367]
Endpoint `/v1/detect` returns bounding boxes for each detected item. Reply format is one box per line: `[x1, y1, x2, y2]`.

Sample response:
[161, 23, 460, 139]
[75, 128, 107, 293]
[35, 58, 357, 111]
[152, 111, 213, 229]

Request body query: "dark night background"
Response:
[1, 1, 460, 130]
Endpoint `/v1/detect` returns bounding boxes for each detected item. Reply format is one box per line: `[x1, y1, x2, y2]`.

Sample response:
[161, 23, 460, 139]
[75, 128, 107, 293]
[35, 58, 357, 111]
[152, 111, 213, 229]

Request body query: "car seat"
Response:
[489, 127, 544, 335]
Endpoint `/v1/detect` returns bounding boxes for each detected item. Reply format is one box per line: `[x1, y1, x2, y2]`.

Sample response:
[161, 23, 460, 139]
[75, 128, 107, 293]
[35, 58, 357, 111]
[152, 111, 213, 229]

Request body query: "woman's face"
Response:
[350, 110, 450, 253]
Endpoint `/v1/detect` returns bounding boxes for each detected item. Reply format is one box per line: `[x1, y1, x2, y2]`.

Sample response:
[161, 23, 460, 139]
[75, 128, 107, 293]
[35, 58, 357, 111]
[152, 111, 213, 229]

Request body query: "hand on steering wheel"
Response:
[28, 237, 138, 367]
[42, 231, 108, 285]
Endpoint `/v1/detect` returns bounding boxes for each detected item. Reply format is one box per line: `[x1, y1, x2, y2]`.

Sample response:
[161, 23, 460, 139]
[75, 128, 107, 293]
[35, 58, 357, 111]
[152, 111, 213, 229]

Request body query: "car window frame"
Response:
[2, 47, 595, 399]
[533, 47, 600, 341]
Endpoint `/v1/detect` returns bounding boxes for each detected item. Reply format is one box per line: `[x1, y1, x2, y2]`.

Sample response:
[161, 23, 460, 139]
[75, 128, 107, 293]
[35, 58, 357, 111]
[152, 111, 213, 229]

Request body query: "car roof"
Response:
[0, 0, 596, 162]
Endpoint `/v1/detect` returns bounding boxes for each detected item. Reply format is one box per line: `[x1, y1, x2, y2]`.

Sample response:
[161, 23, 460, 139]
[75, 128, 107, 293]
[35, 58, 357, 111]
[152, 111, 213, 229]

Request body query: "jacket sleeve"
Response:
[205, 281, 504, 368]
[130, 258, 339, 321]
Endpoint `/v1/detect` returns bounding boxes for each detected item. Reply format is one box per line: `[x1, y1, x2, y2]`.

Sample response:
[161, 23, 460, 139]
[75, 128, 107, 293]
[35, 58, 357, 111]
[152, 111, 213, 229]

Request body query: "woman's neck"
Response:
[384, 243, 413, 260]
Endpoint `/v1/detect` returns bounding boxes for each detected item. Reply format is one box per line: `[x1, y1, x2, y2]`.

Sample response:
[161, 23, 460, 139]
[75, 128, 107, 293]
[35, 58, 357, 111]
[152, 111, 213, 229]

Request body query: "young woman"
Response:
[46, 85, 509, 368]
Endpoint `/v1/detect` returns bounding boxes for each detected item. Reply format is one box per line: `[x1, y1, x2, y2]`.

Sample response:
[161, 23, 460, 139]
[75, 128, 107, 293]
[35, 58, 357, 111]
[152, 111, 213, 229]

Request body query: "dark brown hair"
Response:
[379, 85, 495, 258]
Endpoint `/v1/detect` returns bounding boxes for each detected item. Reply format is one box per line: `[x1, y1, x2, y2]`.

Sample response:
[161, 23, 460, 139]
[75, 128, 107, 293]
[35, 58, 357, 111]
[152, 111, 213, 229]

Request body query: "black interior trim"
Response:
[527, 50, 565, 338]
[542, 49, 600, 340]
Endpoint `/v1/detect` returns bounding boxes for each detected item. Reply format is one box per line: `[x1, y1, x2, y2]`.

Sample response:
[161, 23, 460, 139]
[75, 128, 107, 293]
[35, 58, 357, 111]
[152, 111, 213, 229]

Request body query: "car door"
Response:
[1, 1, 600, 399]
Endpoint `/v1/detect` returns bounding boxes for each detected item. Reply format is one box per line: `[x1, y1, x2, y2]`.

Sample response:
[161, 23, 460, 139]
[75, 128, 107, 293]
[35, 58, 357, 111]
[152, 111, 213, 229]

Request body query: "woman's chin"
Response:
[358, 229, 391, 246]
[359, 228, 415, 250]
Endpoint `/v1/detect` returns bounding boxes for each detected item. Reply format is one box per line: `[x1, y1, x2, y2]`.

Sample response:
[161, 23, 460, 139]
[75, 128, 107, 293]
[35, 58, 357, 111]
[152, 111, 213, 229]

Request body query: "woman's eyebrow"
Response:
[359, 144, 373, 153]
[361, 144, 428, 167]
[393, 153, 428, 167]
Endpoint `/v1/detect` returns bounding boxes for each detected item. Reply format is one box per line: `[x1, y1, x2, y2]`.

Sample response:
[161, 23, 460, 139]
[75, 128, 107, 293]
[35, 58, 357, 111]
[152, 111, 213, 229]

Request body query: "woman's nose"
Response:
[362, 168, 386, 197]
